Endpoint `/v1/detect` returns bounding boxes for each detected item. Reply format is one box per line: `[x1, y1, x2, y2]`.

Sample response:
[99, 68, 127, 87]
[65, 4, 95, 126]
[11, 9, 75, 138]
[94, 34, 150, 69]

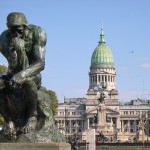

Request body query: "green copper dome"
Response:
[91, 29, 114, 68]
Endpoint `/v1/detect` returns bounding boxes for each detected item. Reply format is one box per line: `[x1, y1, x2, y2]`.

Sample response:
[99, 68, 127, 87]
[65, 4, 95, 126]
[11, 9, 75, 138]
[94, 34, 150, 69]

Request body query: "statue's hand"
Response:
[9, 73, 25, 89]
[10, 37, 25, 51]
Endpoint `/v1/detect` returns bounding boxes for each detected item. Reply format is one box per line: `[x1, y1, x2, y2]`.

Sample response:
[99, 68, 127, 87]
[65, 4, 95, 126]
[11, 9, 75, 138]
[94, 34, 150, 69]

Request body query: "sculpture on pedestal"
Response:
[0, 12, 64, 142]
[97, 83, 106, 104]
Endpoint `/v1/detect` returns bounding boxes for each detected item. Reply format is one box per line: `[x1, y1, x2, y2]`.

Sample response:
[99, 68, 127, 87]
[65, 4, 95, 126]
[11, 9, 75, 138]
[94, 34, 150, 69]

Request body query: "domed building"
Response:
[87, 28, 118, 104]
[55, 28, 150, 143]
[85, 28, 120, 138]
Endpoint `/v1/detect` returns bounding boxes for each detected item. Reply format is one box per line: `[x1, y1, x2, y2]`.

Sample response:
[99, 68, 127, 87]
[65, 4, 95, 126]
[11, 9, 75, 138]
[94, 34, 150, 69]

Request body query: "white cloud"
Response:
[139, 63, 150, 68]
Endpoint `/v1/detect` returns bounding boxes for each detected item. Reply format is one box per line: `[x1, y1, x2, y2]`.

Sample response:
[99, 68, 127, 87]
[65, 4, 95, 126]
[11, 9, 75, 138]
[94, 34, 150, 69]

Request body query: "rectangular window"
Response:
[95, 76, 97, 82]
[105, 75, 107, 82]
[98, 75, 100, 81]
[78, 121, 81, 125]
[90, 120, 93, 125]
[130, 120, 134, 125]
[72, 112, 76, 115]
[113, 120, 116, 124]
[130, 129, 133, 132]
[66, 121, 69, 126]
[102, 75, 104, 81]
[124, 120, 128, 125]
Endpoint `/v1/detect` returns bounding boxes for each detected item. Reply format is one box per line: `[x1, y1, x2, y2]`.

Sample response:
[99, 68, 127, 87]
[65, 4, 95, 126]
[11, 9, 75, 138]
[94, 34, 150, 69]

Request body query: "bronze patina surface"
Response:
[0, 12, 65, 142]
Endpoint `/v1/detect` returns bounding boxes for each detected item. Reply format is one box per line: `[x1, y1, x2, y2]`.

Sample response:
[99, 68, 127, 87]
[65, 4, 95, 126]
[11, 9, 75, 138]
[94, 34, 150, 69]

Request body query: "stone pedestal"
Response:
[98, 104, 106, 126]
[138, 129, 147, 142]
[86, 129, 95, 150]
[0, 142, 70, 150]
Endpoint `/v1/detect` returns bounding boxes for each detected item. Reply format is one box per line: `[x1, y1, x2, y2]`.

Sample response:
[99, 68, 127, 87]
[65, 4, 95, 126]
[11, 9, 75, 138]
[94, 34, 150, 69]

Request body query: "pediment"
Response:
[106, 108, 119, 114]
[86, 106, 119, 115]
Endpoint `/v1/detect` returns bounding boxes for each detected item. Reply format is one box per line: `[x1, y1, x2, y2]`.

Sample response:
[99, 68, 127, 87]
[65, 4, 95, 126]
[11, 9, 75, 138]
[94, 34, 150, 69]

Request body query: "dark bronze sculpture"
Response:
[0, 12, 48, 140]
[96, 83, 106, 104]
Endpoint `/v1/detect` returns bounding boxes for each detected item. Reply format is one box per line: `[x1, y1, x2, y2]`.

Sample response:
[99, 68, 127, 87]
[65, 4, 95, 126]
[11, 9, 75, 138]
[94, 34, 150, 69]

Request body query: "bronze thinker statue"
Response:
[0, 12, 49, 140]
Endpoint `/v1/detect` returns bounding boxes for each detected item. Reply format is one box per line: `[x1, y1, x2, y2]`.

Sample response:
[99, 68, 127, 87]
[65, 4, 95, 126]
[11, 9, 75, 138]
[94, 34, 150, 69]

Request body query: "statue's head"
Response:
[7, 12, 28, 27]
[7, 12, 28, 38]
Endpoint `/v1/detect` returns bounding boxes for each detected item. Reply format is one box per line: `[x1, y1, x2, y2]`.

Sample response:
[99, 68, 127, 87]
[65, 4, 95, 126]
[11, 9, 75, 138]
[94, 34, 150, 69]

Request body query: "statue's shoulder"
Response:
[28, 25, 47, 44]
[0, 30, 10, 42]
[0, 30, 10, 49]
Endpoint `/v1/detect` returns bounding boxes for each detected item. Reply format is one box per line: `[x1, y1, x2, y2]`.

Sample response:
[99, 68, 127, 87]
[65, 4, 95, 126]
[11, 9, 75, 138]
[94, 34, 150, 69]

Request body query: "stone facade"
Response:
[55, 98, 150, 142]
[54, 29, 150, 142]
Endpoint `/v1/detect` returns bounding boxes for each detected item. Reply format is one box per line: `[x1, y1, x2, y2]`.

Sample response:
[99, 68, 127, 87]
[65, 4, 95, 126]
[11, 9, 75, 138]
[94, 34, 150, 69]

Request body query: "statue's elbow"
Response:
[41, 61, 45, 70]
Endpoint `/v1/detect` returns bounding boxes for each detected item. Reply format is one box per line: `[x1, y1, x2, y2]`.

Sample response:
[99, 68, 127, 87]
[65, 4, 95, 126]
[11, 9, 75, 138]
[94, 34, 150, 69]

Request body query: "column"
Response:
[69, 120, 72, 133]
[100, 75, 102, 83]
[108, 75, 110, 82]
[98, 104, 106, 126]
[122, 120, 124, 132]
[128, 120, 130, 132]
[82, 120, 84, 131]
[134, 120, 136, 132]
[87, 118, 89, 129]
[117, 116, 121, 130]
[121, 120, 122, 132]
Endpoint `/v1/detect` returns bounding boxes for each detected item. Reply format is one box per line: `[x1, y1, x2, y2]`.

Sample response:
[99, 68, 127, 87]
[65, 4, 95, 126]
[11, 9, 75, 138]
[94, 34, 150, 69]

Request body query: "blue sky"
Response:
[0, 0, 150, 102]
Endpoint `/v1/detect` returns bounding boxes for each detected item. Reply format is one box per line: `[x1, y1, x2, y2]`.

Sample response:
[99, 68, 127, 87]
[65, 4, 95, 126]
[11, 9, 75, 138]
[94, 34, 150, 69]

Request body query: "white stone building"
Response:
[55, 29, 150, 142]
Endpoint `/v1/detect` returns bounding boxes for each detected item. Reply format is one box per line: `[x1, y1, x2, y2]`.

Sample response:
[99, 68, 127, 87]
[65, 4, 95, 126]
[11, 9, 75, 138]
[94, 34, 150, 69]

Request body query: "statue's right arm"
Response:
[0, 31, 8, 56]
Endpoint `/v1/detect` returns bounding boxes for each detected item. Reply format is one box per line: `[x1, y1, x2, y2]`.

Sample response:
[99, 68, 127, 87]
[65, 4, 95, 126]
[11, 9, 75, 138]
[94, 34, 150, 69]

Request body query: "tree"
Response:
[40, 86, 58, 116]
[0, 64, 7, 74]
[0, 115, 4, 126]
[0, 64, 7, 126]
[47, 90, 58, 116]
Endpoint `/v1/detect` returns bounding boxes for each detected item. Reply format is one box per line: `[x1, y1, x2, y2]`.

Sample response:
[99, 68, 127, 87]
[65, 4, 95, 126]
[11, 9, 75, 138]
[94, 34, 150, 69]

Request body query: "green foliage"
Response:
[40, 86, 58, 116]
[0, 64, 7, 74]
[0, 64, 7, 125]
[0, 114, 4, 126]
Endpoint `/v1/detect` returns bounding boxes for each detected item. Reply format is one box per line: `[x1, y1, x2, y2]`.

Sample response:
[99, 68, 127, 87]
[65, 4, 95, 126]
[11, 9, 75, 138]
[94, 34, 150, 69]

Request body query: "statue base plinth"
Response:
[0, 142, 70, 150]
[95, 123, 114, 134]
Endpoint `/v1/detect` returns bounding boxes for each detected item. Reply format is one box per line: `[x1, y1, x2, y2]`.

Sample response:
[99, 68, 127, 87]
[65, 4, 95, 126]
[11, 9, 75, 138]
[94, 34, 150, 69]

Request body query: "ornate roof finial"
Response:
[99, 18, 105, 43]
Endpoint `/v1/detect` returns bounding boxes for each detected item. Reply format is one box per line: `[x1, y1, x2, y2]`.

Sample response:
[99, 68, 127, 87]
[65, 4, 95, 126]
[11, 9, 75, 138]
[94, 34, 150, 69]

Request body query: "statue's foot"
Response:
[18, 117, 36, 134]
[0, 121, 16, 139]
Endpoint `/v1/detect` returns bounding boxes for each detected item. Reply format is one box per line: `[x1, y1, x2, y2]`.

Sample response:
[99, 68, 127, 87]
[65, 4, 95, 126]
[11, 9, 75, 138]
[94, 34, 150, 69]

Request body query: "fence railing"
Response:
[79, 146, 150, 150]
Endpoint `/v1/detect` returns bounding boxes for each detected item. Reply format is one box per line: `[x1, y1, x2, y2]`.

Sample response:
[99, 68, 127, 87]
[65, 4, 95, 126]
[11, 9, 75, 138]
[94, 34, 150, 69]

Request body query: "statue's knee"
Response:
[23, 79, 37, 91]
